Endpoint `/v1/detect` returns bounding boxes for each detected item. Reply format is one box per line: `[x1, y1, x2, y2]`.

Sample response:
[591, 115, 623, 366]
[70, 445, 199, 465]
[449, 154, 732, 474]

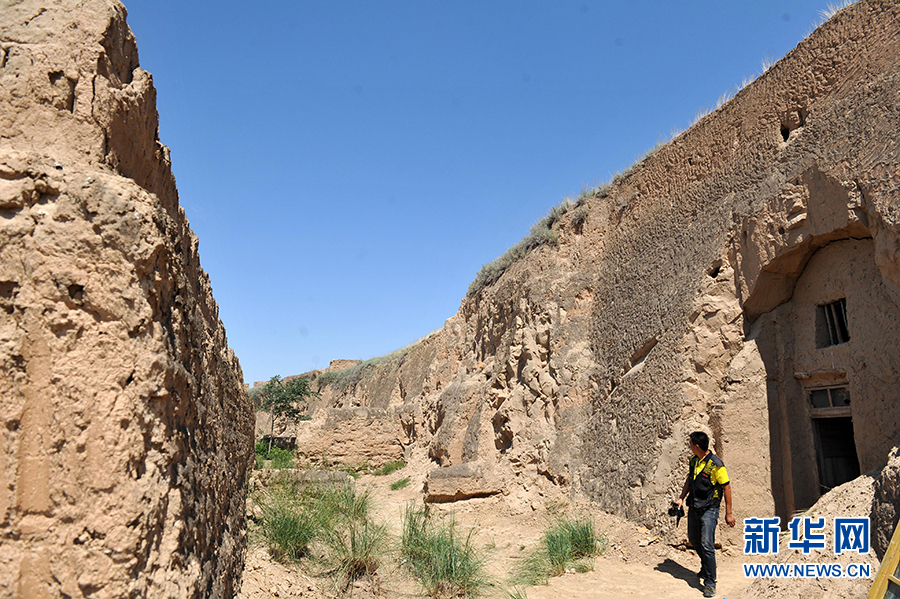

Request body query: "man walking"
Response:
[674, 431, 735, 597]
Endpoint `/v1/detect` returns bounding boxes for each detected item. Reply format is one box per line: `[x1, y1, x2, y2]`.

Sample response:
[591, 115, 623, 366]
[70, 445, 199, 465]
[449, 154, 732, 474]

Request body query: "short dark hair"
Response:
[689, 431, 709, 451]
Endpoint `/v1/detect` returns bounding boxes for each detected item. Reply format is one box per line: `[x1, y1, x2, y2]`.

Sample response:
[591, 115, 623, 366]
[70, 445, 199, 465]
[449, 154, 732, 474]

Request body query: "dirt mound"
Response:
[738, 472, 879, 599]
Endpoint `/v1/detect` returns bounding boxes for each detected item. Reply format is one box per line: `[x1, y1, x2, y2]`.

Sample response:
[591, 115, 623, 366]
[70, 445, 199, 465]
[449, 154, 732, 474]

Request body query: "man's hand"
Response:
[723, 484, 735, 526]
[675, 498, 684, 509]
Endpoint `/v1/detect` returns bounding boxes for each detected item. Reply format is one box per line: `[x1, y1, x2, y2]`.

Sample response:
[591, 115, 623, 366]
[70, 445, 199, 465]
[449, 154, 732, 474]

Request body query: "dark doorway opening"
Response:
[812, 416, 860, 495]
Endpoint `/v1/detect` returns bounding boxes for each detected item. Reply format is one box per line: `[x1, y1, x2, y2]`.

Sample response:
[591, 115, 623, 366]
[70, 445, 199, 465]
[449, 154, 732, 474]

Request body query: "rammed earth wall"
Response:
[0, 1, 253, 596]
[273, 0, 900, 550]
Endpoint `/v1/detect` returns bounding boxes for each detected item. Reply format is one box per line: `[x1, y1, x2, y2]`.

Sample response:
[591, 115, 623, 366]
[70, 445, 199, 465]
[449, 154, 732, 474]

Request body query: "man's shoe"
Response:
[702, 584, 716, 597]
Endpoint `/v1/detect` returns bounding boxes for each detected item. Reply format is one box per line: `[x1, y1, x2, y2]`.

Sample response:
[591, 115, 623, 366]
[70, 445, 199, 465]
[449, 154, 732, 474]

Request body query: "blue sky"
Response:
[122, 1, 840, 385]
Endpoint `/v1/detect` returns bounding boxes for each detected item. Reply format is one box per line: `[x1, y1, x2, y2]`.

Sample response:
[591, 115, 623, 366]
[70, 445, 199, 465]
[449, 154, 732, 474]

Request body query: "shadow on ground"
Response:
[654, 558, 701, 590]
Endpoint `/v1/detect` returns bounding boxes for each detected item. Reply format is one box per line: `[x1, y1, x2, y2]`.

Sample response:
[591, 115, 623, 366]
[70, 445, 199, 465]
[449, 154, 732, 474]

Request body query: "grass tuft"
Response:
[569, 206, 588, 232]
[375, 460, 406, 476]
[256, 490, 318, 562]
[401, 504, 489, 597]
[316, 356, 394, 392]
[315, 333, 434, 392]
[820, 0, 855, 21]
[390, 477, 411, 491]
[323, 516, 389, 590]
[337, 462, 371, 479]
[270, 448, 294, 469]
[467, 198, 574, 297]
[306, 482, 375, 524]
[511, 516, 605, 586]
[253, 481, 388, 591]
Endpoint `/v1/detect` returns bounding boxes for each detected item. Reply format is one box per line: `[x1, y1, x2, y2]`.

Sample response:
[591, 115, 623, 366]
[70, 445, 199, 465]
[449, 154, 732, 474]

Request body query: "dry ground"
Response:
[238, 451, 755, 599]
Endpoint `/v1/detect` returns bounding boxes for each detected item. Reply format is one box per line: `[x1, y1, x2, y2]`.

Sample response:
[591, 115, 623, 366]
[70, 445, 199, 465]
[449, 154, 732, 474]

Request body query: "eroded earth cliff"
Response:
[0, 1, 253, 596]
[271, 0, 900, 552]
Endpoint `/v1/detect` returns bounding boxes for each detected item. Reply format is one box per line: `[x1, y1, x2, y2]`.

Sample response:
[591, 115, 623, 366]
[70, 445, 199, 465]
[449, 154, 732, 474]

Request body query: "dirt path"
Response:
[240, 456, 752, 599]
[524, 553, 747, 599]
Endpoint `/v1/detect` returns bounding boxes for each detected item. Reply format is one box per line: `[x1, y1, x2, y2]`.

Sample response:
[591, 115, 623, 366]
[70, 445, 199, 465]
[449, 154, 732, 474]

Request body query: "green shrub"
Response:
[375, 460, 405, 476]
[390, 477, 411, 491]
[255, 440, 295, 469]
[511, 516, 605, 586]
[401, 505, 489, 597]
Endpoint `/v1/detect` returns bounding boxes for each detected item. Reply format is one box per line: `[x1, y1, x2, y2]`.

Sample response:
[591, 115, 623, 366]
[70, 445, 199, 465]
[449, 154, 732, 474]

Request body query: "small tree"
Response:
[257, 375, 317, 457]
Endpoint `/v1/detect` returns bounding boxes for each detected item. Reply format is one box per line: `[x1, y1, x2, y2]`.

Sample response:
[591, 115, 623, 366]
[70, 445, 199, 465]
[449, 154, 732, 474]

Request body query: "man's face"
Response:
[688, 440, 702, 457]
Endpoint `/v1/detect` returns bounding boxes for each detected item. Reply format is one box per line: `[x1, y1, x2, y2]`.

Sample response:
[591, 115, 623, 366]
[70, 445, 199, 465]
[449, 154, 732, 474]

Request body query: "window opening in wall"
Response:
[816, 298, 850, 348]
[808, 386, 851, 411]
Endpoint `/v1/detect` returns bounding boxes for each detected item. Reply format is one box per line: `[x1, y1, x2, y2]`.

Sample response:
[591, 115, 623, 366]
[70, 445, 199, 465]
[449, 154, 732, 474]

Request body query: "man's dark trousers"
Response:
[687, 505, 719, 586]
